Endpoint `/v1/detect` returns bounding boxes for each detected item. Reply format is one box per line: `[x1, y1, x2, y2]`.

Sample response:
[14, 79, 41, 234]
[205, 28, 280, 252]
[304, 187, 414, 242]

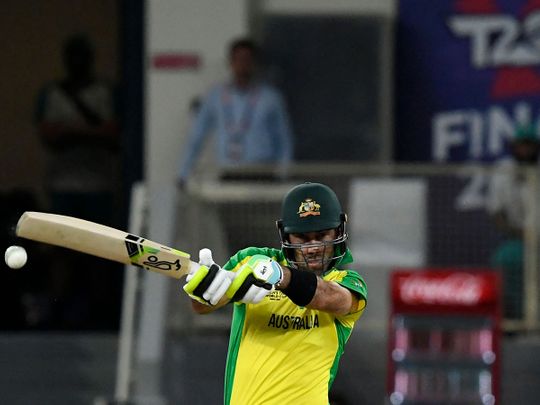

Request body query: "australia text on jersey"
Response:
[267, 313, 320, 330]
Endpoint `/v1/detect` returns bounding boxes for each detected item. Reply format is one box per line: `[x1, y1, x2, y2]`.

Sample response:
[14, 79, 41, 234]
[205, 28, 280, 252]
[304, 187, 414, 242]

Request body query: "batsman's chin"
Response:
[304, 260, 325, 273]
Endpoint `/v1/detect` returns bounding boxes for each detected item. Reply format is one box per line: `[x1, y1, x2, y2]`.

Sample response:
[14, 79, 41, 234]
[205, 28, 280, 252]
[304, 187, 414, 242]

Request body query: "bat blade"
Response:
[16, 211, 197, 279]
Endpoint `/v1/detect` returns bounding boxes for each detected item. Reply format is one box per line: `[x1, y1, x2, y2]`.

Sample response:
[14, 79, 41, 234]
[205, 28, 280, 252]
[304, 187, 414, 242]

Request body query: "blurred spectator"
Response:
[34, 33, 121, 329]
[177, 37, 293, 186]
[486, 125, 540, 319]
[36, 34, 120, 217]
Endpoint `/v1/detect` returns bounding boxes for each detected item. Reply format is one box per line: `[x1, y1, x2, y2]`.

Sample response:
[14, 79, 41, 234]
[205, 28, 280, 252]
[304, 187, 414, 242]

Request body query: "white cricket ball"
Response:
[4, 245, 28, 269]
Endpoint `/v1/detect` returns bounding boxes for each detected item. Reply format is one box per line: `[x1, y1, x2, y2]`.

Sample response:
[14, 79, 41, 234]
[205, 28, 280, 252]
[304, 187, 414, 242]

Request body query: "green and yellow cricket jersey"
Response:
[222, 247, 367, 405]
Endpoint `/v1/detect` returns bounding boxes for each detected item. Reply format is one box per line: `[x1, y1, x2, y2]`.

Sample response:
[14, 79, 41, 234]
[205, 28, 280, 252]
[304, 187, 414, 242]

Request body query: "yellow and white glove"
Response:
[183, 248, 234, 306]
[226, 255, 283, 304]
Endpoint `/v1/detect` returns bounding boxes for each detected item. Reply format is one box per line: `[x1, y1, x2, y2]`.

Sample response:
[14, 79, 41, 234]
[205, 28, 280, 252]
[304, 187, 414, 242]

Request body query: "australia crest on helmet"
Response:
[297, 198, 321, 217]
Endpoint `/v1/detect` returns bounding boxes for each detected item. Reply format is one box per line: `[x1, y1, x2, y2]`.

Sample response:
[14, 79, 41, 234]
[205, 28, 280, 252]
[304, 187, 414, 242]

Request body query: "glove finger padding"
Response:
[240, 284, 272, 304]
[184, 263, 233, 306]
[252, 286, 271, 304]
[199, 248, 214, 267]
[203, 270, 234, 305]
[240, 284, 266, 304]
[226, 255, 283, 303]
[183, 264, 219, 305]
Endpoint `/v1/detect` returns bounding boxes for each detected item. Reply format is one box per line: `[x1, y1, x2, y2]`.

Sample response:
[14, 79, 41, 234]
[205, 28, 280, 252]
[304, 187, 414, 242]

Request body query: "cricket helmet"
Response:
[276, 182, 348, 271]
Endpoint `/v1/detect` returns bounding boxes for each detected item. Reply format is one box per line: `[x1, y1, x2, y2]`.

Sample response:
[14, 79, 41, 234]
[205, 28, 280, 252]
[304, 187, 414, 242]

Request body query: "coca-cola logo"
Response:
[399, 273, 484, 306]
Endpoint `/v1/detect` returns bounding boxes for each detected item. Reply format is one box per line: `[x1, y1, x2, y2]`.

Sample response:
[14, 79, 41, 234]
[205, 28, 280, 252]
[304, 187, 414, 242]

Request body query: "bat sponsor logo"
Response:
[125, 234, 181, 272]
[125, 234, 146, 258]
[143, 255, 181, 271]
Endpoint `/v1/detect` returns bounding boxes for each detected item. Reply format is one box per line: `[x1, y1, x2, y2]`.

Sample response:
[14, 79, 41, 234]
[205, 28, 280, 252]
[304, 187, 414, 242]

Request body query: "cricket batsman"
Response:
[183, 182, 368, 404]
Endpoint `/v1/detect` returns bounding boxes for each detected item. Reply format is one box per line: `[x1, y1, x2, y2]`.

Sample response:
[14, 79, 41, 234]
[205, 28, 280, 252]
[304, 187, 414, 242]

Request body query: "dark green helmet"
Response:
[277, 182, 348, 271]
[280, 182, 343, 233]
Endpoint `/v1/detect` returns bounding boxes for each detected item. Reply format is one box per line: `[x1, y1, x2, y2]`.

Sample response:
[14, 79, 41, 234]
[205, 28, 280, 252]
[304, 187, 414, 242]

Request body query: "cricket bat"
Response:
[15, 211, 199, 278]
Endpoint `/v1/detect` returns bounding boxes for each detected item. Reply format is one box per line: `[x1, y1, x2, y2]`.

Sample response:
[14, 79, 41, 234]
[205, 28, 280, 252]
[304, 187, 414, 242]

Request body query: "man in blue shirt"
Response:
[177, 38, 294, 184]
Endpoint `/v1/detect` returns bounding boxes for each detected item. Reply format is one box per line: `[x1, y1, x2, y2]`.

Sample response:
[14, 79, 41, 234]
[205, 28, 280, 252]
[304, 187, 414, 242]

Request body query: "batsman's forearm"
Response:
[307, 279, 356, 316]
[190, 295, 230, 314]
[279, 266, 357, 315]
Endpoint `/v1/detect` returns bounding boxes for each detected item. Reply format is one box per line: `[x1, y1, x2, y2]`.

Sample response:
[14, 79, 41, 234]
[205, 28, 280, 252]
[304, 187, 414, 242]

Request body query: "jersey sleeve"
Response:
[338, 270, 368, 301]
[333, 270, 368, 328]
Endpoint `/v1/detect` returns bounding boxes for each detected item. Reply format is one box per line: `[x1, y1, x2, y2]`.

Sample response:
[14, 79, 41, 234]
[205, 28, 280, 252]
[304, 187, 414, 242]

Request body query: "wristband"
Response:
[282, 268, 318, 307]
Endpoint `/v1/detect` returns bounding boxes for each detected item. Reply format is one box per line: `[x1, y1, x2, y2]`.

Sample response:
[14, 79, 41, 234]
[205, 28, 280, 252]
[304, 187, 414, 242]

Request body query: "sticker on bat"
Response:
[143, 255, 181, 271]
[125, 234, 146, 258]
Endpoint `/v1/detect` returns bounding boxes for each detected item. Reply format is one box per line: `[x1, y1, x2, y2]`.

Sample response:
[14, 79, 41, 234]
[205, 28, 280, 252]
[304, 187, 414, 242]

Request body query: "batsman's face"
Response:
[289, 229, 337, 273]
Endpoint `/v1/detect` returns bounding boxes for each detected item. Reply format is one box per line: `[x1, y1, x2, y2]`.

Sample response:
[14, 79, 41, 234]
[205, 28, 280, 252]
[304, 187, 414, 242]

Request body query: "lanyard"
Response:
[221, 84, 260, 160]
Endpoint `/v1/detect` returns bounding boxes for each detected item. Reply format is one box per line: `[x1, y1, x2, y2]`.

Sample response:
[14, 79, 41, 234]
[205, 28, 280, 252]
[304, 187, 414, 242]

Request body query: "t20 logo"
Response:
[448, 11, 540, 68]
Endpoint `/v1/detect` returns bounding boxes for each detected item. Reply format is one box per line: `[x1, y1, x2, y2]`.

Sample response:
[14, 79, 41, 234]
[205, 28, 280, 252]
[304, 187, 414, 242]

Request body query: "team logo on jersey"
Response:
[297, 198, 321, 217]
[268, 290, 284, 301]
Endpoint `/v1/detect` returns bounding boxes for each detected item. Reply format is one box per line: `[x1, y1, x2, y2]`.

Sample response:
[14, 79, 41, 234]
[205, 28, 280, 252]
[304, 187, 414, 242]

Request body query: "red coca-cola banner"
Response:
[391, 269, 501, 313]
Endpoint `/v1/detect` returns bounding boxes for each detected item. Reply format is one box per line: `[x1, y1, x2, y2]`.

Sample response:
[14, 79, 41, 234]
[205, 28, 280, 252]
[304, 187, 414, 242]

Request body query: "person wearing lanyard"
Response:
[177, 38, 294, 186]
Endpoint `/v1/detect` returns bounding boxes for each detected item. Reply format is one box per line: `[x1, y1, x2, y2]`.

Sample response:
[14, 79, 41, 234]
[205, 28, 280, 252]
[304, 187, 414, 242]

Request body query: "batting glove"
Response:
[183, 248, 234, 305]
[226, 255, 283, 304]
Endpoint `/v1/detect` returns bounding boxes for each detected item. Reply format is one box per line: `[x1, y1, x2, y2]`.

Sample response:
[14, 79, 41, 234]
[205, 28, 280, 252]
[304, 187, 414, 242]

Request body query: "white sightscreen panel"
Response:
[349, 179, 426, 267]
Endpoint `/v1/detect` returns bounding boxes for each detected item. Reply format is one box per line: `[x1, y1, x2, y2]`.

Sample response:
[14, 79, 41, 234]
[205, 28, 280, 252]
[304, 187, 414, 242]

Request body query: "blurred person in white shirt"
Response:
[486, 125, 540, 319]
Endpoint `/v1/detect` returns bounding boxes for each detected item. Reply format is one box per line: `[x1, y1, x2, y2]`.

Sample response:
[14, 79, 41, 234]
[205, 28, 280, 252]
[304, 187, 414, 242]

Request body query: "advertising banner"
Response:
[395, 0, 540, 162]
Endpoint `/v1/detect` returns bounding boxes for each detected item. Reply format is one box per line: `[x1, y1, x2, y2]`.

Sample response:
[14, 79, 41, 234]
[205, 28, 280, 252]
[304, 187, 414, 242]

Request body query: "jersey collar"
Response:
[322, 249, 353, 275]
[337, 248, 353, 267]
